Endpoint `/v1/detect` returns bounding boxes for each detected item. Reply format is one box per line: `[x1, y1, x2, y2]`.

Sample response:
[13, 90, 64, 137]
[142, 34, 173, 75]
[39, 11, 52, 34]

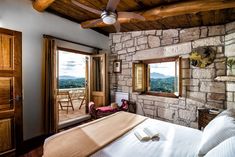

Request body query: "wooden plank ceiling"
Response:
[39, 0, 235, 35]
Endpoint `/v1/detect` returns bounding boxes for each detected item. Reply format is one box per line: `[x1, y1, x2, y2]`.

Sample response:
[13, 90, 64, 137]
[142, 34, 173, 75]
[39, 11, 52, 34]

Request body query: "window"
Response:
[133, 56, 181, 98]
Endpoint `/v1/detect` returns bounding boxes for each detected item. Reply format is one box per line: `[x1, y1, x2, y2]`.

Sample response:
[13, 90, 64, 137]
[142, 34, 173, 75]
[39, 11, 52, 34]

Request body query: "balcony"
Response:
[57, 88, 89, 126]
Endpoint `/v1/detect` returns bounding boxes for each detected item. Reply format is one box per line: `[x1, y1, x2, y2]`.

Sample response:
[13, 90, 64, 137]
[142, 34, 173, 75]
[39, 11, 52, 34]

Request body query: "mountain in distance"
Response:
[150, 72, 172, 79]
[59, 75, 79, 80]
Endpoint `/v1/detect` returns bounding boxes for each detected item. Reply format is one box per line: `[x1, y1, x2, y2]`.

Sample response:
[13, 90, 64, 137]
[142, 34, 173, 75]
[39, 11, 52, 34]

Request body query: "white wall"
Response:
[0, 0, 109, 140]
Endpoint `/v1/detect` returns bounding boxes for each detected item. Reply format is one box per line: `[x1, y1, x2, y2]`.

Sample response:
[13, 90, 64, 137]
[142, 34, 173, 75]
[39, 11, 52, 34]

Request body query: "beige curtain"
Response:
[42, 36, 57, 134]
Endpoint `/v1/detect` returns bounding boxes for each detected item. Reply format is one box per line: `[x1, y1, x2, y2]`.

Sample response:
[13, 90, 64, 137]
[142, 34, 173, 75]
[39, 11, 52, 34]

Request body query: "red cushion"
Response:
[97, 106, 117, 112]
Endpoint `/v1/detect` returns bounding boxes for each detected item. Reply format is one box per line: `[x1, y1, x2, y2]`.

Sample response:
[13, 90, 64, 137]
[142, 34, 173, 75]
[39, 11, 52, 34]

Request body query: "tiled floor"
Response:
[59, 100, 87, 123]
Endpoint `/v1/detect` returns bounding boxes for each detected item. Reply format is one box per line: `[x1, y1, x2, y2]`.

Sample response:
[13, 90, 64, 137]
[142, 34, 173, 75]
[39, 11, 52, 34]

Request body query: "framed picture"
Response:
[113, 60, 122, 73]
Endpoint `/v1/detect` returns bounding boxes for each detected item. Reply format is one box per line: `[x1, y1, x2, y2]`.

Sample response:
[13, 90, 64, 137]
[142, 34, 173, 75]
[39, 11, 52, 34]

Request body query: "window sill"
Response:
[147, 92, 179, 98]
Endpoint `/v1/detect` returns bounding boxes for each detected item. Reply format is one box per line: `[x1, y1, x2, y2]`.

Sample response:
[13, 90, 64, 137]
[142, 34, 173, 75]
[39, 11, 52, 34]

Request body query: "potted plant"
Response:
[227, 58, 235, 75]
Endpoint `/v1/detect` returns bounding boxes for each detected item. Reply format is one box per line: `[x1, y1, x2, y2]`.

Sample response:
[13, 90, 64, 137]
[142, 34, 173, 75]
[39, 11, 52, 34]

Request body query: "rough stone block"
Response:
[226, 21, 235, 33]
[155, 101, 169, 108]
[114, 43, 122, 51]
[216, 53, 225, 58]
[162, 29, 178, 38]
[207, 93, 225, 101]
[136, 44, 147, 51]
[192, 69, 215, 79]
[144, 100, 154, 105]
[186, 98, 205, 108]
[225, 44, 235, 57]
[161, 38, 173, 46]
[192, 36, 223, 48]
[118, 80, 126, 86]
[137, 36, 148, 45]
[143, 108, 154, 116]
[179, 109, 196, 121]
[216, 70, 226, 76]
[119, 55, 126, 60]
[200, 27, 208, 38]
[121, 33, 131, 42]
[182, 79, 199, 86]
[227, 92, 234, 102]
[113, 34, 122, 43]
[227, 101, 235, 109]
[123, 39, 134, 48]
[122, 63, 129, 69]
[133, 42, 191, 60]
[187, 91, 206, 102]
[215, 62, 226, 70]
[180, 27, 200, 42]
[122, 86, 129, 93]
[225, 32, 235, 42]
[188, 86, 199, 92]
[126, 79, 132, 86]
[200, 82, 225, 93]
[127, 47, 136, 53]
[227, 83, 235, 92]
[158, 107, 175, 120]
[156, 30, 162, 36]
[121, 69, 131, 76]
[208, 25, 225, 36]
[148, 36, 160, 48]
[144, 30, 156, 35]
[117, 49, 127, 54]
[131, 31, 142, 37]
[206, 101, 224, 109]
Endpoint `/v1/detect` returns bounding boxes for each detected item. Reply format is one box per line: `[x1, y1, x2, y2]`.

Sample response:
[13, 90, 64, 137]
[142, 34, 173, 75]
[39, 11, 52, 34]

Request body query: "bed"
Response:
[43, 110, 235, 157]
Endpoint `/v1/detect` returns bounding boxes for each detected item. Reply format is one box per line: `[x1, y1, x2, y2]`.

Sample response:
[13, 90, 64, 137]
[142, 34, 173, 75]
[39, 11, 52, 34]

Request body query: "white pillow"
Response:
[198, 114, 235, 156]
[204, 136, 235, 157]
[217, 108, 235, 118]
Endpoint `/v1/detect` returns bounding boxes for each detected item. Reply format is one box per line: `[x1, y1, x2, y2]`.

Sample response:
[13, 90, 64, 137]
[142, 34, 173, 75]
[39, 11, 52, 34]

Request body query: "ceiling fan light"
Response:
[101, 11, 117, 25]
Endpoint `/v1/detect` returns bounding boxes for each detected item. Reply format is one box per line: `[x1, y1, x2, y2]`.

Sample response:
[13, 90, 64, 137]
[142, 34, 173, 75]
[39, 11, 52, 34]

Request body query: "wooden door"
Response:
[89, 54, 106, 107]
[0, 28, 22, 156]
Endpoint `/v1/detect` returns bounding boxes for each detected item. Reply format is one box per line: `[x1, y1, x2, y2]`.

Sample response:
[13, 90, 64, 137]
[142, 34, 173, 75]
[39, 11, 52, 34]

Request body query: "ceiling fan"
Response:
[71, 0, 145, 32]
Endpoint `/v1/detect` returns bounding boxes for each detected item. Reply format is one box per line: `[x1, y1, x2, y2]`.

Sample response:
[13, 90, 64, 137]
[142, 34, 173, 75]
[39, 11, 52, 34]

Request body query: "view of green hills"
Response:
[59, 73, 175, 92]
[59, 76, 85, 89]
[149, 72, 175, 93]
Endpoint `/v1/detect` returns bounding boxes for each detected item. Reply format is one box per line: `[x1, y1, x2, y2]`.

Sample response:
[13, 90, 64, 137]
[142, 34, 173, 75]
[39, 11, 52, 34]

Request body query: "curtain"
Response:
[42, 37, 57, 134]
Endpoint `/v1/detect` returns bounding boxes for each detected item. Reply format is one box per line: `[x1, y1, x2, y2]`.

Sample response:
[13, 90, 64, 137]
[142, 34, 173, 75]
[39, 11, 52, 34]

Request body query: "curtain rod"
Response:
[43, 34, 102, 50]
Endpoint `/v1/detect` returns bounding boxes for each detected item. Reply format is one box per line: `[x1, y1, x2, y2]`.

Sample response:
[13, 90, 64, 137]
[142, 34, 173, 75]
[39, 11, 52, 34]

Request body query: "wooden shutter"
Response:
[133, 63, 146, 92]
[175, 57, 182, 96]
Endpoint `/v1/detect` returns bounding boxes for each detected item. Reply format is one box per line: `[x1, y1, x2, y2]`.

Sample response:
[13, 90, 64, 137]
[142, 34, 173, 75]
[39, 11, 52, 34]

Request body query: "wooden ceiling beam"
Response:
[33, 0, 55, 12]
[81, 0, 235, 29]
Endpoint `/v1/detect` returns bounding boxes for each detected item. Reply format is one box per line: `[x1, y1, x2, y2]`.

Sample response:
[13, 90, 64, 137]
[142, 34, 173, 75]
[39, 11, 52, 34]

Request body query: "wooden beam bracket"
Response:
[33, 0, 55, 12]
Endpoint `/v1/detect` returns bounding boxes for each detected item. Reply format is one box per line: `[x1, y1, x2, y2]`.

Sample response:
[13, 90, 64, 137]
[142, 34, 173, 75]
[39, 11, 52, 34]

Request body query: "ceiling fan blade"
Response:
[113, 21, 121, 32]
[106, 0, 120, 12]
[82, 19, 103, 28]
[118, 12, 145, 21]
[72, 0, 102, 15]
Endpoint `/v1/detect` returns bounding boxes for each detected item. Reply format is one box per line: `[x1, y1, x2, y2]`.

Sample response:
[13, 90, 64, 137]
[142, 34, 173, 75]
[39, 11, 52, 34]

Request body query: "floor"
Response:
[21, 117, 93, 157]
[59, 99, 87, 123]
[19, 146, 43, 157]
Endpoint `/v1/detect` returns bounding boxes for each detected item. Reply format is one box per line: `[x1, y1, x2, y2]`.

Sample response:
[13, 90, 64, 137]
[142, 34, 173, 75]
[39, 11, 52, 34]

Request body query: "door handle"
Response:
[9, 95, 22, 102]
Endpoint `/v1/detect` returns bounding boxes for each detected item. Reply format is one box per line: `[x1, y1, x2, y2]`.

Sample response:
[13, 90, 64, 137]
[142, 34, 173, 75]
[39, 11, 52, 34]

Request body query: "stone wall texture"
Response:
[108, 21, 235, 129]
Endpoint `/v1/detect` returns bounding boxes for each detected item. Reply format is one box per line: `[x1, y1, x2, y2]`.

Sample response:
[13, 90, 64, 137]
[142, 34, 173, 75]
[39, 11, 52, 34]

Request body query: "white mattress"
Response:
[91, 118, 202, 157]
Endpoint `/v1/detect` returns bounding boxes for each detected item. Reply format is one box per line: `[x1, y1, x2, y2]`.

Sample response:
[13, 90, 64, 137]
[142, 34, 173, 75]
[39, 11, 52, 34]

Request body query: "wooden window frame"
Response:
[133, 56, 182, 98]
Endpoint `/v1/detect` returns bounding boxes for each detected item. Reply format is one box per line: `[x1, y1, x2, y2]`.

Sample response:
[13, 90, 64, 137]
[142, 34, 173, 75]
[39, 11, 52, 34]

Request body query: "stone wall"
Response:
[225, 22, 235, 108]
[108, 21, 235, 128]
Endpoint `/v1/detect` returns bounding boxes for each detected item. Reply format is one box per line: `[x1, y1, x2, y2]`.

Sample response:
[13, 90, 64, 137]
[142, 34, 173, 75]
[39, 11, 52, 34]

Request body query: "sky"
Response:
[149, 61, 175, 76]
[58, 50, 86, 78]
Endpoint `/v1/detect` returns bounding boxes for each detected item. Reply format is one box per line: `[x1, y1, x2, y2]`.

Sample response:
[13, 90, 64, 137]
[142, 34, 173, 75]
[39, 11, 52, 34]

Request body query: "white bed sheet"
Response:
[91, 118, 202, 157]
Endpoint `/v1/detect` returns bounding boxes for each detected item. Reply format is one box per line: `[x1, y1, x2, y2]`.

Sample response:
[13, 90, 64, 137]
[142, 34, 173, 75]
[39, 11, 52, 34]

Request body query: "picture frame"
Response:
[113, 60, 122, 73]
